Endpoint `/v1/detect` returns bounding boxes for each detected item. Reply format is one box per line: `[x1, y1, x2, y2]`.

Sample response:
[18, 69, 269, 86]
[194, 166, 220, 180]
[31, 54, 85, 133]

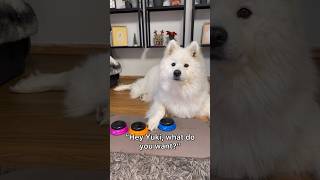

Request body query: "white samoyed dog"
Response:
[114, 40, 210, 131]
[213, 0, 320, 179]
[11, 54, 108, 125]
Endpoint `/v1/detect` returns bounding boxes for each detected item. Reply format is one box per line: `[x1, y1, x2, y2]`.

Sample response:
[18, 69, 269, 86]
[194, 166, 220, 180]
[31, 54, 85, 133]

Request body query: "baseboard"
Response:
[31, 44, 320, 60]
[31, 43, 108, 55]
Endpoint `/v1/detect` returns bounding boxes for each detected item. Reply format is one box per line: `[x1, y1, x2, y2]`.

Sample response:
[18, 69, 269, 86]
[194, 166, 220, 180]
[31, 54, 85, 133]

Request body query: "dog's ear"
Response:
[187, 41, 201, 58]
[164, 40, 180, 57]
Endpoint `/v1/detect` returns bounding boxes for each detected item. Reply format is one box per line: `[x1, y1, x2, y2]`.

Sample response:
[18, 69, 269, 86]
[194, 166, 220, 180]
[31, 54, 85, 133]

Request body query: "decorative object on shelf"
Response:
[116, 0, 125, 9]
[112, 26, 128, 46]
[153, 30, 164, 46]
[201, 22, 210, 45]
[123, 0, 133, 8]
[110, 0, 116, 8]
[195, 0, 200, 5]
[166, 31, 177, 44]
[163, 0, 170, 6]
[148, 0, 154, 7]
[200, 0, 207, 4]
[153, 0, 164, 7]
[170, 0, 181, 6]
[133, 33, 138, 47]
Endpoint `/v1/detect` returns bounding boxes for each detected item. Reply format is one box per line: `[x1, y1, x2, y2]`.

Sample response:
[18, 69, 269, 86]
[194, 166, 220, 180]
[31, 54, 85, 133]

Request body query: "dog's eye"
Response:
[171, 63, 176, 67]
[237, 8, 252, 19]
[184, 64, 189, 68]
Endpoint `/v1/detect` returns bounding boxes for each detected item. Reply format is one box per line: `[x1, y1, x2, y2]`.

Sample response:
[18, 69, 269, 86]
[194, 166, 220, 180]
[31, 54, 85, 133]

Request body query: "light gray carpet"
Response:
[111, 152, 210, 180]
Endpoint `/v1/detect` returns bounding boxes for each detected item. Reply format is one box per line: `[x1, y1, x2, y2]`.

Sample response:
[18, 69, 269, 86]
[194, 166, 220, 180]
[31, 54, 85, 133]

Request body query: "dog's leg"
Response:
[130, 78, 147, 100]
[10, 72, 68, 93]
[140, 93, 152, 102]
[113, 84, 132, 91]
[197, 96, 210, 121]
[146, 101, 165, 131]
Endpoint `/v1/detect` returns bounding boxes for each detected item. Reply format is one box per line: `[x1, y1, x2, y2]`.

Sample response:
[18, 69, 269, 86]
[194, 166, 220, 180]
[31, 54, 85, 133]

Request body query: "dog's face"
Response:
[212, 0, 298, 67]
[160, 40, 204, 83]
[212, 0, 304, 109]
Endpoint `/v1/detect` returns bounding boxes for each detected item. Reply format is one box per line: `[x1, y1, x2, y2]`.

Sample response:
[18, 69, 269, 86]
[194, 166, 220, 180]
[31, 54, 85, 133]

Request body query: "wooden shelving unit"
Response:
[110, 8, 140, 14]
[195, 4, 210, 9]
[110, 1, 208, 49]
[191, 0, 210, 47]
[110, 0, 144, 49]
[145, 1, 186, 48]
[146, 5, 184, 11]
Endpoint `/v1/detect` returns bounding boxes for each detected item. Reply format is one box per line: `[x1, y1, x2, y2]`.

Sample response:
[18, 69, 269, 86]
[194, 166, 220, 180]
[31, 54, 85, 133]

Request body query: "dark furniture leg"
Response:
[0, 37, 30, 85]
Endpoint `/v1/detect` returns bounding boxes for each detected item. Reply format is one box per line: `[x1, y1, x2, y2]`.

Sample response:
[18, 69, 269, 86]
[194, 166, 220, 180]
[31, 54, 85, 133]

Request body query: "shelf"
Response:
[111, 46, 143, 48]
[147, 45, 185, 48]
[146, 5, 184, 12]
[190, 0, 210, 44]
[110, 1, 145, 48]
[147, 45, 165, 48]
[145, 3, 186, 48]
[195, 4, 210, 9]
[110, 8, 141, 14]
[201, 44, 210, 47]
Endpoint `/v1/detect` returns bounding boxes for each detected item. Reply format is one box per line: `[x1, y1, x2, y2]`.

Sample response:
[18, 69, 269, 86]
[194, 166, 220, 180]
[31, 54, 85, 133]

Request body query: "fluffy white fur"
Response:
[11, 54, 107, 124]
[114, 40, 210, 130]
[213, 0, 320, 179]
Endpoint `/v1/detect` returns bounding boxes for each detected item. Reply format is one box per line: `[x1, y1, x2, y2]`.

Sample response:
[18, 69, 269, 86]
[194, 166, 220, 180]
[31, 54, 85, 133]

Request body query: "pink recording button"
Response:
[110, 120, 128, 136]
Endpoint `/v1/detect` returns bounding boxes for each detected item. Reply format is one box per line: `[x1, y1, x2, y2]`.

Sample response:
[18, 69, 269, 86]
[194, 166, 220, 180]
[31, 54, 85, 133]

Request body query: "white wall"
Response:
[28, 0, 107, 44]
[112, 46, 210, 76]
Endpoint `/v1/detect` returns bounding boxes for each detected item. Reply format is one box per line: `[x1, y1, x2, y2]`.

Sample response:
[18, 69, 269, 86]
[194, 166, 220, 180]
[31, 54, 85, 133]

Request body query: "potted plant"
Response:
[166, 31, 177, 40]
[170, 0, 181, 6]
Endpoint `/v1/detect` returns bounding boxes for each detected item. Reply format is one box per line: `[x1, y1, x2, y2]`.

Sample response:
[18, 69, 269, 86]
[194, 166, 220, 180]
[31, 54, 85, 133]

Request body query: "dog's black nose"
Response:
[173, 70, 181, 77]
[212, 26, 228, 47]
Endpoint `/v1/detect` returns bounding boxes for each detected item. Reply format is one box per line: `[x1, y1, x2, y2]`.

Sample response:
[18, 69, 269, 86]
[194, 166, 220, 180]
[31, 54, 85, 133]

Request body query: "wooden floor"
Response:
[0, 55, 106, 170]
[110, 77, 148, 116]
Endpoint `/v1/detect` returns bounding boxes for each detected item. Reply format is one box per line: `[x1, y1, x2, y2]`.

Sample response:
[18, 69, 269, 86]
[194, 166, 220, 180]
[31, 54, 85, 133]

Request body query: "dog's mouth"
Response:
[173, 76, 181, 81]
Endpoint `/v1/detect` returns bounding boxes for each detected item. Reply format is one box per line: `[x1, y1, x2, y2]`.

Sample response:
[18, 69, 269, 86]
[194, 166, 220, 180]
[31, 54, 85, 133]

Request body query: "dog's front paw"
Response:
[195, 115, 209, 122]
[139, 93, 152, 102]
[147, 118, 160, 131]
